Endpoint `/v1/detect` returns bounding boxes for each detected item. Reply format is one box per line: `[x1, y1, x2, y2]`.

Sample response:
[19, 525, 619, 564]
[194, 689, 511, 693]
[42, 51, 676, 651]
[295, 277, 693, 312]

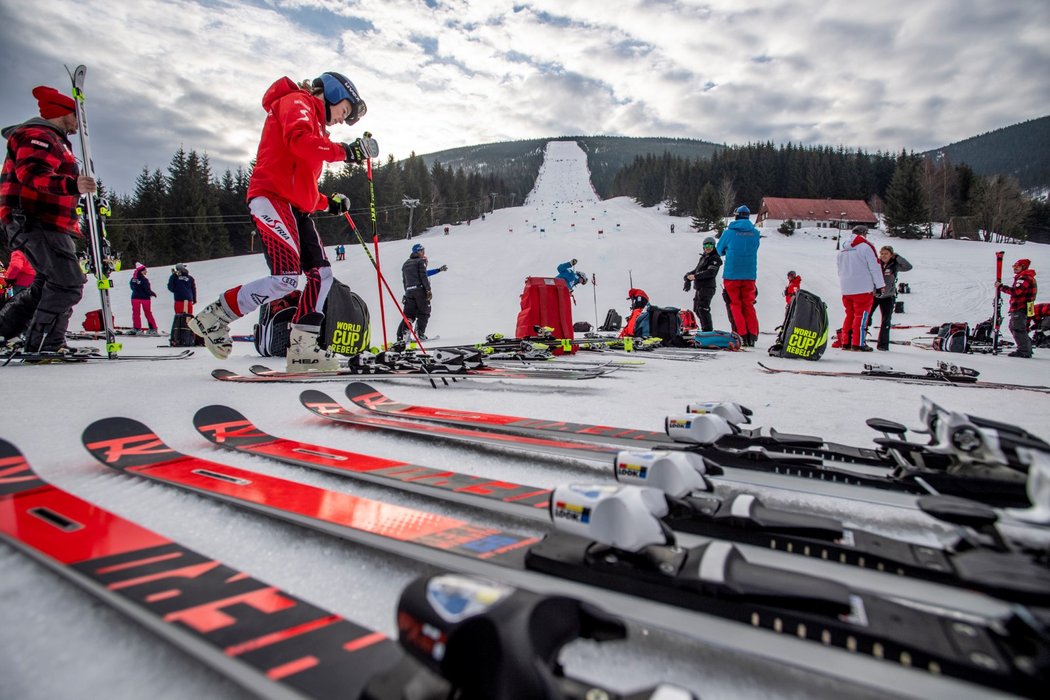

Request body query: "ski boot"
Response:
[190, 300, 237, 359]
[287, 314, 341, 372]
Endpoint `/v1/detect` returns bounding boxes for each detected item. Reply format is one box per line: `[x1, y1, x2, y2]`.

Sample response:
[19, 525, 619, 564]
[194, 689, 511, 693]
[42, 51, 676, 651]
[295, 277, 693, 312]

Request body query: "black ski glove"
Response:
[342, 142, 367, 164]
[327, 193, 350, 214]
[439, 265, 448, 272]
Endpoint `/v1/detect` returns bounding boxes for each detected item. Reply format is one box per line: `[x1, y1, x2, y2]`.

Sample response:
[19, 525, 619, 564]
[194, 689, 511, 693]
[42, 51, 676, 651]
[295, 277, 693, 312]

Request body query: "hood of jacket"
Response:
[261, 77, 306, 113]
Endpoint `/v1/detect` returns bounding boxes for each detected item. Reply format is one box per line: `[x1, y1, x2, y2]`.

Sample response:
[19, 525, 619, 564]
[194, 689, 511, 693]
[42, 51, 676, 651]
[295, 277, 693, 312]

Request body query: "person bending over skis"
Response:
[191, 71, 370, 370]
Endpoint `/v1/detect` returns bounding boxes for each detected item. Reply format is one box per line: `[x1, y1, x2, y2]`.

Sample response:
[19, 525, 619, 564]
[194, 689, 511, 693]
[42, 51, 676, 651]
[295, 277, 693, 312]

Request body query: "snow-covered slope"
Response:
[2, 141, 1048, 700]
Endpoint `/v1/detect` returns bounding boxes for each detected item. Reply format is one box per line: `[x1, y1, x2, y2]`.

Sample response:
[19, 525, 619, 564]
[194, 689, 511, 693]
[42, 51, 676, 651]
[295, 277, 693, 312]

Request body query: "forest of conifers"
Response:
[95, 137, 1049, 267]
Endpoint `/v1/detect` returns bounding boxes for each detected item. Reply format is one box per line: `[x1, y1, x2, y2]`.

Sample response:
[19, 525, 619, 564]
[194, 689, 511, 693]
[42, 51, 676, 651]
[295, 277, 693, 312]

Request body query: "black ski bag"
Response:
[768, 289, 829, 360]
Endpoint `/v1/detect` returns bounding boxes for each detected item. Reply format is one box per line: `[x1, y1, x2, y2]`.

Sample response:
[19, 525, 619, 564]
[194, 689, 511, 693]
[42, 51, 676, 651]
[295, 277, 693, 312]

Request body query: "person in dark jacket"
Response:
[868, 246, 912, 351]
[997, 258, 1037, 358]
[683, 237, 722, 331]
[396, 243, 447, 342]
[0, 85, 96, 353]
[130, 263, 158, 334]
[167, 263, 197, 315]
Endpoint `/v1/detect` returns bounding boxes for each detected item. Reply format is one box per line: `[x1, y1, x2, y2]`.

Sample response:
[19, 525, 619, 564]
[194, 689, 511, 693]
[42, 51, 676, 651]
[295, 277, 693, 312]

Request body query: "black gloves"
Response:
[327, 193, 350, 214]
[341, 141, 367, 164]
[426, 290, 433, 301]
[439, 265, 448, 272]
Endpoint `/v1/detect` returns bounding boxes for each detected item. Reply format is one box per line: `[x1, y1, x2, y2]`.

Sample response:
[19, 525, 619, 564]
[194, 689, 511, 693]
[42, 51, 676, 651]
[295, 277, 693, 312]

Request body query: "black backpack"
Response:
[648, 306, 685, 346]
[599, 308, 622, 331]
[253, 290, 301, 356]
[170, 313, 204, 347]
[768, 289, 829, 360]
[320, 279, 370, 355]
[932, 322, 970, 353]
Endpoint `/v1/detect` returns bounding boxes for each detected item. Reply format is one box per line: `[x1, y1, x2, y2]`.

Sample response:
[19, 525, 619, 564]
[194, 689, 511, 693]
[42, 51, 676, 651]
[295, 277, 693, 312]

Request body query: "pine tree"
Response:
[883, 153, 928, 239]
[692, 182, 722, 231]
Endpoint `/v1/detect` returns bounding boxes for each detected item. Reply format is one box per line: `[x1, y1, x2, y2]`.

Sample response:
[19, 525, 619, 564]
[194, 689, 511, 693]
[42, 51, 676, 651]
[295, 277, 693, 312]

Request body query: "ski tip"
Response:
[299, 389, 342, 413]
[344, 380, 378, 396]
[212, 368, 239, 380]
[193, 405, 275, 447]
[0, 439, 47, 497]
[82, 417, 178, 471]
[0, 437, 23, 461]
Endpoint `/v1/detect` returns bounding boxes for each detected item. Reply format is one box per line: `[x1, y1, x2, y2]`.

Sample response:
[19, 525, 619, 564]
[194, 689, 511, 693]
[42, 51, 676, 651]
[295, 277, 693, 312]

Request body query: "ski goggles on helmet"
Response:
[318, 71, 367, 125]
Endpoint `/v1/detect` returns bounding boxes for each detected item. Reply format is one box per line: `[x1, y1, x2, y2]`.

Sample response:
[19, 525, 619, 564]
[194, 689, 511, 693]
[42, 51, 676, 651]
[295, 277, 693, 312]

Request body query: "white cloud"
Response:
[1, 0, 1046, 194]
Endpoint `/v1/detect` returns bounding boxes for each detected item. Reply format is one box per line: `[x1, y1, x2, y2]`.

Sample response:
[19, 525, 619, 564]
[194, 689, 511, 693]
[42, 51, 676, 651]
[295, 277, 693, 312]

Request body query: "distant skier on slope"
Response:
[191, 71, 369, 370]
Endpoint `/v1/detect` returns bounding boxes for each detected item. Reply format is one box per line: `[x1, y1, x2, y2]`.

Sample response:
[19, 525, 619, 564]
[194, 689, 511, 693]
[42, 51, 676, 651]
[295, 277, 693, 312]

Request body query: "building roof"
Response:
[759, 197, 877, 223]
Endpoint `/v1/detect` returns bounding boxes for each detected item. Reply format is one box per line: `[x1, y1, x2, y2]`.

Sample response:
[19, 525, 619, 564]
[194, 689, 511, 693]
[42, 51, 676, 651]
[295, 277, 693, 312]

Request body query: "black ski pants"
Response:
[868, 296, 895, 350]
[0, 226, 85, 350]
[397, 288, 431, 340]
[693, 287, 715, 332]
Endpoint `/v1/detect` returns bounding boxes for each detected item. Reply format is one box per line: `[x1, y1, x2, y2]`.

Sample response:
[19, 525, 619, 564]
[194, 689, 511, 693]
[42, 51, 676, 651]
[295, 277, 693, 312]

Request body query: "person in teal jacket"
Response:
[716, 205, 761, 346]
[556, 259, 587, 290]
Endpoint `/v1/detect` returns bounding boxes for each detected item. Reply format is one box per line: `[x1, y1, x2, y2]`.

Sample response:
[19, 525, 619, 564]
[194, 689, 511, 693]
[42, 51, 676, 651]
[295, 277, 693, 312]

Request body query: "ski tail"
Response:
[81, 417, 188, 471]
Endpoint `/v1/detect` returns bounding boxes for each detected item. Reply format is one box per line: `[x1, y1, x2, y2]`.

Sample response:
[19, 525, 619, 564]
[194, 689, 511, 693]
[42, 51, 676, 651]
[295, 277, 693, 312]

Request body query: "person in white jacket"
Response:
[835, 226, 884, 351]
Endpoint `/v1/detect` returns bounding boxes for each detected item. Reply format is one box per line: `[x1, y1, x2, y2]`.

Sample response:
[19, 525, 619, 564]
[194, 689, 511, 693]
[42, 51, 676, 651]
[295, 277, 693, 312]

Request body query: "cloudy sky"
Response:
[2, 0, 1047, 195]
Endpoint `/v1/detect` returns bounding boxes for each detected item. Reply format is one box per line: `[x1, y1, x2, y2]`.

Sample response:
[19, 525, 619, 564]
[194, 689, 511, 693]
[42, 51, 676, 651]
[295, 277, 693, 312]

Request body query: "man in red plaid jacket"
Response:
[0, 84, 97, 353]
[996, 258, 1038, 358]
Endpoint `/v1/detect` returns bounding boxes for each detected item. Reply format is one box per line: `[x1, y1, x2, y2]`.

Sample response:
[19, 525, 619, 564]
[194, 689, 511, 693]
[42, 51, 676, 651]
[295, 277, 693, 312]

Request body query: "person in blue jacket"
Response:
[556, 259, 588, 290]
[716, 205, 761, 346]
[167, 263, 197, 315]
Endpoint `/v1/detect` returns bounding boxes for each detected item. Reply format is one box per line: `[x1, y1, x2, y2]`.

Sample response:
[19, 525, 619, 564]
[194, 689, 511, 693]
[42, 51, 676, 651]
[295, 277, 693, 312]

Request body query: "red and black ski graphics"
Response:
[301, 389, 620, 464]
[82, 417, 540, 570]
[193, 403, 552, 520]
[0, 437, 403, 699]
[199, 401, 1050, 608]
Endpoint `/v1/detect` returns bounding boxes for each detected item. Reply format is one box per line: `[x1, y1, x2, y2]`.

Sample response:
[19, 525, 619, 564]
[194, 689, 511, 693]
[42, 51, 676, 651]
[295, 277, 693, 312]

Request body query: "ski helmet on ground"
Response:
[314, 72, 367, 125]
[411, 243, 425, 254]
[734, 205, 750, 219]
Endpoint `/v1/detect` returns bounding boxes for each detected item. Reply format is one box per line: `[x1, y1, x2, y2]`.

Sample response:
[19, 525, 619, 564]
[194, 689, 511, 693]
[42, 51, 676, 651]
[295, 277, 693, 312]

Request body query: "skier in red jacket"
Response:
[996, 258, 1037, 358]
[191, 72, 370, 370]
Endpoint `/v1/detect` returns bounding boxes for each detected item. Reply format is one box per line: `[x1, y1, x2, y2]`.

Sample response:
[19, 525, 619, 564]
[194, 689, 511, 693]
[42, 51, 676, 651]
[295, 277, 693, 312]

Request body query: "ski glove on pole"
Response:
[327, 193, 350, 214]
[342, 141, 368, 164]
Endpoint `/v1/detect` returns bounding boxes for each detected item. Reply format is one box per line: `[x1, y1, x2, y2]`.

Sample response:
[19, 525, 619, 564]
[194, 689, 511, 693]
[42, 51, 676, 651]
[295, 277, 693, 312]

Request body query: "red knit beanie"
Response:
[32, 86, 76, 119]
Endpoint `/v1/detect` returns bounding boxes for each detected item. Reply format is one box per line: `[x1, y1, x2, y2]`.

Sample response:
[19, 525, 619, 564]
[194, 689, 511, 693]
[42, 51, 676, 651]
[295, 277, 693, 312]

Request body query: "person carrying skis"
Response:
[996, 258, 1037, 358]
[190, 71, 369, 370]
[835, 226, 884, 351]
[129, 263, 158, 334]
[167, 263, 196, 315]
[716, 205, 761, 346]
[556, 259, 587, 291]
[868, 246, 912, 351]
[396, 242, 447, 343]
[0, 85, 96, 354]
[683, 237, 721, 332]
[784, 270, 801, 306]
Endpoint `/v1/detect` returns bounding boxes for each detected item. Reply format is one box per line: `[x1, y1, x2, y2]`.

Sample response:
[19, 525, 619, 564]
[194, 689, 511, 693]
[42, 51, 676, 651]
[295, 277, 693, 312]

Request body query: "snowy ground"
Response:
[2, 141, 1048, 699]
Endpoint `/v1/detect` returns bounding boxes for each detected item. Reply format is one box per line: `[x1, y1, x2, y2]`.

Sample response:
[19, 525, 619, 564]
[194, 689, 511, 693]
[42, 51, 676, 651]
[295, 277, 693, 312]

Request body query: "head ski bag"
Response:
[768, 289, 829, 360]
[321, 279, 370, 355]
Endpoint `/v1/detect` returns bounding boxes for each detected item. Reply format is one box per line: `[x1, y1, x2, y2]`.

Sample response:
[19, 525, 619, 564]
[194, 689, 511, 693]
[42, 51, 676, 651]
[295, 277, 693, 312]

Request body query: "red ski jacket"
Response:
[784, 275, 801, 305]
[4, 249, 35, 287]
[0, 118, 82, 235]
[1002, 269, 1037, 314]
[246, 78, 348, 213]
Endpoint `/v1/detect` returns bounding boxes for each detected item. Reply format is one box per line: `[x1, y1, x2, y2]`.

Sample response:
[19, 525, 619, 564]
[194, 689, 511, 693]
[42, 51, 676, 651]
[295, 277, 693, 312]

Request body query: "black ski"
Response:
[81, 416, 1050, 697]
[199, 400, 1050, 608]
[338, 383, 1035, 509]
[758, 361, 1050, 394]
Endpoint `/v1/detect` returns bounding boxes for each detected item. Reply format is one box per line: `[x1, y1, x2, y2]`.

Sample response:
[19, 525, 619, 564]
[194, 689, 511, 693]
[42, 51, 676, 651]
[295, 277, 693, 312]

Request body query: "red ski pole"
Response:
[364, 143, 388, 349]
[343, 212, 428, 353]
[993, 250, 1005, 355]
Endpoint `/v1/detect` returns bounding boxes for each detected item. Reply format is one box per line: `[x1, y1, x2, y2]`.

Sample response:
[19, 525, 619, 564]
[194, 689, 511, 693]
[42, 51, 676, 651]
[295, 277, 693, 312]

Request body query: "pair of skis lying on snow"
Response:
[0, 439, 686, 700]
[12, 393, 1045, 697]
